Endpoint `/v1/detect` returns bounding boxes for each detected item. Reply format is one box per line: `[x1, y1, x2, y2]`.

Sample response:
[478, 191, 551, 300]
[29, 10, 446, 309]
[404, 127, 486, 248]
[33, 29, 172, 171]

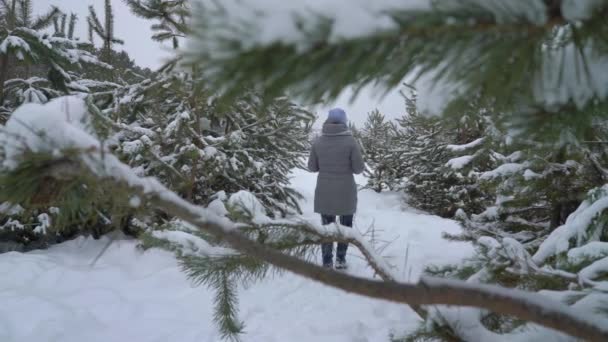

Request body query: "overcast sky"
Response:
[34, 0, 410, 127]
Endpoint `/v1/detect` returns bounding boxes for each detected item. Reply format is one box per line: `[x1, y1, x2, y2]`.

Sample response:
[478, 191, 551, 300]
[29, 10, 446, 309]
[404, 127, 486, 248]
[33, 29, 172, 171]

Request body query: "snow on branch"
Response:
[4, 97, 608, 341]
[446, 137, 485, 152]
[533, 185, 608, 264]
[480, 163, 525, 180]
[183, 0, 608, 114]
[298, 221, 398, 281]
[151, 229, 238, 257]
[445, 155, 474, 170]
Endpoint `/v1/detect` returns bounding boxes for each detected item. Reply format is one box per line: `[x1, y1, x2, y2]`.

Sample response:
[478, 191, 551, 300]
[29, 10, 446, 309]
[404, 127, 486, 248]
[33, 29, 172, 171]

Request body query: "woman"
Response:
[307, 108, 365, 269]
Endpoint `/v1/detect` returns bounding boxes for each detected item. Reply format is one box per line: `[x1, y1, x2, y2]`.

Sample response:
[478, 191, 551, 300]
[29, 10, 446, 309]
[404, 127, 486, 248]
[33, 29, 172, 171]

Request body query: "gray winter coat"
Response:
[308, 122, 365, 215]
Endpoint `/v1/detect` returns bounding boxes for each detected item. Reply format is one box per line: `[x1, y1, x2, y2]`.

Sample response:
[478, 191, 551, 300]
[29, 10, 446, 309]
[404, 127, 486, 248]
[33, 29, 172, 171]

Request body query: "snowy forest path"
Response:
[0, 169, 473, 342]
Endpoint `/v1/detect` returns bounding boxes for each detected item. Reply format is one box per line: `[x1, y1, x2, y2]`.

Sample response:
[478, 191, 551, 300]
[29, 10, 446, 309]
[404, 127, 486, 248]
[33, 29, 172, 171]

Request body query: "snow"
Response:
[151, 230, 235, 257]
[561, 0, 605, 21]
[533, 186, 608, 264]
[474, 206, 499, 220]
[0, 168, 473, 342]
[207, 198, 229, 217]
[579, 256, 608, 282]
[203, 146, 218, 158]
[122, 139, 145, 155]
[536, 42, 608, 109]
[34, 213, 51, 234]
[0, 36, 31, 54]
[22, 88, 48, 104]
[0, 95, 95, 170]
[129, 196, 141, 208]
[192, 0, 429, 51]
[480, 163, 525, 180]
[446, 138, 484, 152]
[227, 190, 271, 224]
[446, 155, 474, 170]
[478, 236, 502, 250]
[0, 203, 23, 215]
[523, 169, 541, 180]
[568, 242, 608, 265]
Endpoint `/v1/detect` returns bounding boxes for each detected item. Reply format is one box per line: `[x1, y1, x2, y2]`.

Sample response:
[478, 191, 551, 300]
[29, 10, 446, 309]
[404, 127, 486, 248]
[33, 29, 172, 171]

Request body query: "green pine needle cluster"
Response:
[124, 0, 189, 48]
[0, 150, 140, 249]
[184, 1, 608, 123]
[139, 202, 321, 341]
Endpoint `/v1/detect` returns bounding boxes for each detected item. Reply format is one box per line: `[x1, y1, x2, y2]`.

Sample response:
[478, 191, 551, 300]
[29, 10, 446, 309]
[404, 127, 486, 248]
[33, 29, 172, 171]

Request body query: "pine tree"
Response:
[176, 2, 608, 339]
[0, 1, 108, 109]
[392, 90, 457, 216]
[124, 0, 189, 49]
[456, 115, 608, 248]
[434, 98, 499, 217]
[0, 0, 60, 104]
[0, 1, 123, 250]
[360, 109, 395, 192]
[53, 12, 78, 39]
[6, 2, 608, 341]
[87, 0, 124, 64]
[106, 72, 313, 216]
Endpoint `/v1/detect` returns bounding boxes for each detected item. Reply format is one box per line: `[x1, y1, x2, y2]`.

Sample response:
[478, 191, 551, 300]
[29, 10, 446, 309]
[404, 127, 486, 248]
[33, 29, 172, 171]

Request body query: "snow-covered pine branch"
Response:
[107, 72, 314, 217]
[183, 0, 608, 123]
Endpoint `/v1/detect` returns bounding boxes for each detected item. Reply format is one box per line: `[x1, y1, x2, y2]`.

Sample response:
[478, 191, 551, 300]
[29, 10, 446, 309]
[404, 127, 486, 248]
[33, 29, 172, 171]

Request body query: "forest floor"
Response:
[0, 169, 473, 342]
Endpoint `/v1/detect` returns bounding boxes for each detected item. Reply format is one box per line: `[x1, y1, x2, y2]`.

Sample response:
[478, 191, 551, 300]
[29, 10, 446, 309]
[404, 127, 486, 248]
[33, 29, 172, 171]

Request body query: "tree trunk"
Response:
[0, 54, 10, 106]
[551, 200, 581, 228]
[550, 202, 562, 229]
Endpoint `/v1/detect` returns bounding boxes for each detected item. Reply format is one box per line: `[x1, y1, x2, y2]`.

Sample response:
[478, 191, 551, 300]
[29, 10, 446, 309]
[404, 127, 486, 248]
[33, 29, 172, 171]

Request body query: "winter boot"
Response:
[335, 258, 347, 270]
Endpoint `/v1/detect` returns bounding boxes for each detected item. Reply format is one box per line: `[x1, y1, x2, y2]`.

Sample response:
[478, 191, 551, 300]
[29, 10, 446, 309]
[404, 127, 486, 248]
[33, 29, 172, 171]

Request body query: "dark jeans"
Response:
[321, 214, 353, 264]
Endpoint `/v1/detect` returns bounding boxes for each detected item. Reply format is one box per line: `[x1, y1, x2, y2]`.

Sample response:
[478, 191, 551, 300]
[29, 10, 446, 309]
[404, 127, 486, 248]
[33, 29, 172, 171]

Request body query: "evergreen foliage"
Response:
[0, 148, 140, 252]
[87, 0, 124, 64]
[7, 1, 608, 340]
[81, 48, 152, 85]
[0, 0, 314, 257]
[364, 90, 493, 217]
[0, 1, 146, 250]
[0, 0, 60, 104]
[0, 1, 111, 108]
[183, 1, 608, 134]
[359, 109, 395, 192]
[178, 2, 608, 339]
[124, 0, 189, 48]
[53, 12, 78, 39]
[139, 195, 321, 341]
[107, 72, 314, 216]
[394, 90, 456, 216]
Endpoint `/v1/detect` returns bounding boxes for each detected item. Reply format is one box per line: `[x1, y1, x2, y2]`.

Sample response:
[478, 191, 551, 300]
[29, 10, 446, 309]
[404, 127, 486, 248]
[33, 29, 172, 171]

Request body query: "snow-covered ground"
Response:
[0, 169, 473, 342]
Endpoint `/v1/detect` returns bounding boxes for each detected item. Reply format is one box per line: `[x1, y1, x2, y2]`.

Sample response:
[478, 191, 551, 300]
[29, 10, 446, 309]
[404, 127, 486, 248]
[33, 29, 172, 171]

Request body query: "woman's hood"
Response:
[322, 122, 351, 136]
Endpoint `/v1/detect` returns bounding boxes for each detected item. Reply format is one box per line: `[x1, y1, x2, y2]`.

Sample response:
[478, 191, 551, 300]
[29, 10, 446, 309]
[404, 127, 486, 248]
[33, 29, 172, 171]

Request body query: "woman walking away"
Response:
[307, 108, 365, 269]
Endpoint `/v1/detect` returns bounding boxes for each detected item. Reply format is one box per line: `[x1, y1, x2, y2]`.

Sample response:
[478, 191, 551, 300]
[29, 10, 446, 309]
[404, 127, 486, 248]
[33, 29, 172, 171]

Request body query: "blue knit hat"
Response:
[327, 108, 347, 124]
